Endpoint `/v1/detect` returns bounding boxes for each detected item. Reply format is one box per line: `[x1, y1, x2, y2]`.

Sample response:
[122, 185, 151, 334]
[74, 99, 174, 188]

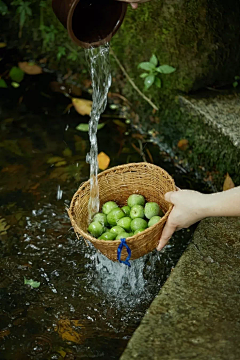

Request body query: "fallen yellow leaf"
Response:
[98, 152, 110, 170]
[54, 319, 85, 344]
[18, 62, 42, 75]
[72, 98, 92, 116]
[0, 329, 10, 338]
[0, 43, 6, 48]
[177, 139, 189, 151]
[223, 173, 235, 191]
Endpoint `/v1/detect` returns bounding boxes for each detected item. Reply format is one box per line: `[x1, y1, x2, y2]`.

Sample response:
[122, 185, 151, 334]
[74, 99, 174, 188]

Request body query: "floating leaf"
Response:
[177, 139, 189, 151]
[98, 152, 110, 170]
[156, 65, 176, 74]
[0, 217, 10, 235]
[50, 81, 82, 97]
[0, 79, 7, 88]
[155, 77, 161, 88]
[138, 62, 155, 71]
[0, 140, 23, 156]
[9, 66, 24, 83]
[55, 161, 67, 167]
[18, 61, 42, 75]
[110, 104, 118, 110]
[113, 119, 127, 128]
[0, 42, 6, 48]
[47, 156, 65, 164]
[50, 167, 69, 181]
[149, 54, 158, 66]
[24, 277, 40, 288]
[0, 329, 10, 339]
[74, 135, 87, 153]
[223, 173, 235, 191]
[54, 319, 85, 344]
[144, 74, 155, 89]
[62, 148, 72, 157]
[76, 123, 105, 132]
[11, 82, 20, 88]
[72, 98, 92, 116]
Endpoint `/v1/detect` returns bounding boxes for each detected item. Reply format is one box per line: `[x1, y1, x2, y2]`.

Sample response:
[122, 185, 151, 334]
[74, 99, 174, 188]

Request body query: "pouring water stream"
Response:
[85, 43, 112, 222]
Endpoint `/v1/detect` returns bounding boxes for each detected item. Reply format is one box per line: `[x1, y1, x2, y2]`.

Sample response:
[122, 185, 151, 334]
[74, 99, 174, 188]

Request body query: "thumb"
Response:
[164, 191, 175, 203]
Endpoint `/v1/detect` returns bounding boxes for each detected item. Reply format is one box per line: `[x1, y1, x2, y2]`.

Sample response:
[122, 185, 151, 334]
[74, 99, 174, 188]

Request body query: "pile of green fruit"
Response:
[88, 194, 164, 241]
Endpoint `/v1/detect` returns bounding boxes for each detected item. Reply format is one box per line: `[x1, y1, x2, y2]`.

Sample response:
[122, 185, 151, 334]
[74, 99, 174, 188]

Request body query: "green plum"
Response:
[122, 205, 131, 216]
[127, 194, 145, 208]
[148, 215, 161, 227]
[93, 212, 108, 227]
[144, 202, 160, 219]
[102, 201, 118, 215]
[88, 221, 104, 238]
[107, 208, 125, 226]
[117, 217, 132, 231]
[131, 218, 148, 232]
[116, 232, 133, 240]
[130, 205, 144, 219]
[110, 225, 125, 236]
[98, 232, 116, 240]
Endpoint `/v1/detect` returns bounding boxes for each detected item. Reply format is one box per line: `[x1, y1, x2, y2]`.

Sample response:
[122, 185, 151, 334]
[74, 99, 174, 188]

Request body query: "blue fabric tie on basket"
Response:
[117, 238, 131, 267]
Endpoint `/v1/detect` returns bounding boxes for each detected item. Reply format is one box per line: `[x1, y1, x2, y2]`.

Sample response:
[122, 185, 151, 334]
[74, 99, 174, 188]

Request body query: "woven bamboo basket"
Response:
[68, 162, 175, 262]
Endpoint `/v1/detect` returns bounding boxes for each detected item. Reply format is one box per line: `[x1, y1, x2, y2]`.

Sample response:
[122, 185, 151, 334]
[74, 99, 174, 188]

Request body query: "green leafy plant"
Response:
[0, 0, 9, 15]
[233, 75, 240, 88]
[40, 24, 57, 49]
[138, 54, 176, 90]
[57, 46, 66, 61]
[11, 0, 32, 37]
[39, 1, 58, 50]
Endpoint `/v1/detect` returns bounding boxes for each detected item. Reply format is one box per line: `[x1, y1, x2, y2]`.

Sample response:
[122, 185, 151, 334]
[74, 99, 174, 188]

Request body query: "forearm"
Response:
[203, 186, 240, 218]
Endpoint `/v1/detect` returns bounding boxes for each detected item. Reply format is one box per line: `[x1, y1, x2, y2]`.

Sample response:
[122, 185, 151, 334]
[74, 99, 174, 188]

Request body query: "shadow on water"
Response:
[0, 70, 209, 359]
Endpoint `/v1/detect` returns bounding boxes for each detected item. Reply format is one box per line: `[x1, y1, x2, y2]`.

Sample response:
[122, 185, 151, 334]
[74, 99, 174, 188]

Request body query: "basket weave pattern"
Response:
[68, 163, 175, 261]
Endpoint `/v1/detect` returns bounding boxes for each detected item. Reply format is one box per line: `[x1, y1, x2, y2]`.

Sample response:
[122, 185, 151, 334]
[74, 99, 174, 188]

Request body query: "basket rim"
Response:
[68, 162, 175, 245]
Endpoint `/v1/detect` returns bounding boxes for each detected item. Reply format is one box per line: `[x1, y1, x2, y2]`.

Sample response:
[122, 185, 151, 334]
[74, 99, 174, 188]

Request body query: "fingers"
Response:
[131, 3, 138, 8]
[156, 217, 177, 251]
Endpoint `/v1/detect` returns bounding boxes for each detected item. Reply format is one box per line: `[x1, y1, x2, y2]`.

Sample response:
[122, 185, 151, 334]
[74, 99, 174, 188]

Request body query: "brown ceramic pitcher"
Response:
[52, 0, 150, 48]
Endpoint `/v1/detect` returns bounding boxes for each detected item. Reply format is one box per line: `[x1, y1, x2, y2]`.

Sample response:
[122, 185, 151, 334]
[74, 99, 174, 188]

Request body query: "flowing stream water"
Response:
[0, 47, 212, 359]
[85, 44, 112, 221]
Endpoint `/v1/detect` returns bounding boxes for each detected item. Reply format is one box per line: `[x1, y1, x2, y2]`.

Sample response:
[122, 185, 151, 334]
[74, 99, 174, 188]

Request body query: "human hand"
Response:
[116, 0, 150, 10]
[157, 189, 207, 251]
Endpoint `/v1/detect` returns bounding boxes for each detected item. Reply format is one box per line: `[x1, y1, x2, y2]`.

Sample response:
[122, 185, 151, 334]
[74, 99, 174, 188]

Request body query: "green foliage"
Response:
[138, 55, 176, 90]
[0, 79, 7, 88]
[40, 24, 57, 49]
[9, 66, 24, 82]
[57, 46, 66, 61]
[24, 277, 40, 288]
[11, 0, 32, 36]
[0, 0, 8, 15]
[233, 75, 240, 88]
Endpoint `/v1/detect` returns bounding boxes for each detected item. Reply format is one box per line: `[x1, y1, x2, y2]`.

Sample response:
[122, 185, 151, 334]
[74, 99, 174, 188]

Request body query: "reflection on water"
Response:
[0, 72, 204, 359]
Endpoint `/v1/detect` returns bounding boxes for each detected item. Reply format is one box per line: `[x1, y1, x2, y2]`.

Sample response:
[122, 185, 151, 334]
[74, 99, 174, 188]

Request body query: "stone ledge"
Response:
[120, 217, 240, 360]
[179, 93, 240, 148]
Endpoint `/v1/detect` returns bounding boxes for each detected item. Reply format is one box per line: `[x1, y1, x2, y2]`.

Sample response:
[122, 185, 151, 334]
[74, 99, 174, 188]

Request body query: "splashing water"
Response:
[85, 43, 112, 221]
